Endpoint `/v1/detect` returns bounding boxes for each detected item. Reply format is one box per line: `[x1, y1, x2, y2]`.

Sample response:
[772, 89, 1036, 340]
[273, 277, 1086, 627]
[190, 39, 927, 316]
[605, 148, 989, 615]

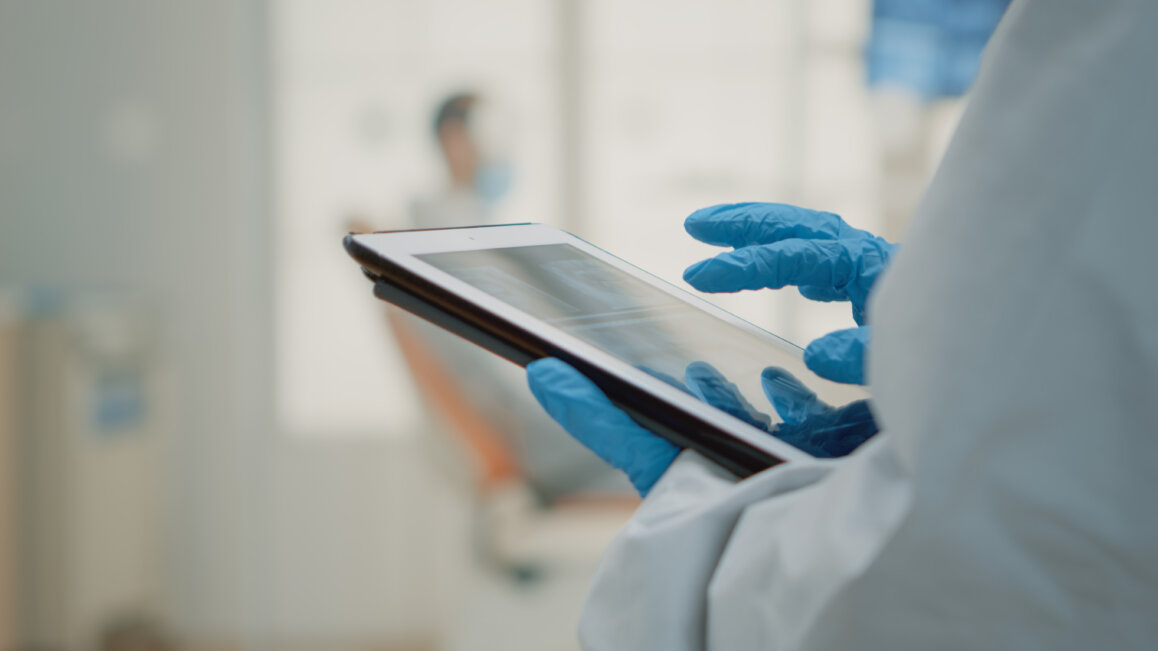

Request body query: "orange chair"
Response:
[386, 307, 521, 493]
[384, 307, 638, 573]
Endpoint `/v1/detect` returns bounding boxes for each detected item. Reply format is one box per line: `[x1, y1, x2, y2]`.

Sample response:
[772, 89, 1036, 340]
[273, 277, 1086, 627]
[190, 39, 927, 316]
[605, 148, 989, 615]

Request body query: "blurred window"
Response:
[273, 0, 559, 436]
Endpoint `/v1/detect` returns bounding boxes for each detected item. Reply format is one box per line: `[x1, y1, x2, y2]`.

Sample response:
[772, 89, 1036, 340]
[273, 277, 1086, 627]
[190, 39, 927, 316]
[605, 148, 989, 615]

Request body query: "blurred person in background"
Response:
[867, 0, 1010, 239]
[364, 91, 632, 507]
[410, 92, 513, 229]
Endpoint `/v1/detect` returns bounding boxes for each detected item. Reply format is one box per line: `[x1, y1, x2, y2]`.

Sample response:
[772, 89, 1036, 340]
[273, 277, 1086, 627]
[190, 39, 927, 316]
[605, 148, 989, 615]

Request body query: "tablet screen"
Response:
[419, 243, 862, 428]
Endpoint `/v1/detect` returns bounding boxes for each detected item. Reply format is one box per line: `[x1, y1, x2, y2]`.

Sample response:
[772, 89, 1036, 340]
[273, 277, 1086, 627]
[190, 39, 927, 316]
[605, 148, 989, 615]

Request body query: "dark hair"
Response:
[432, 92, 477, 136]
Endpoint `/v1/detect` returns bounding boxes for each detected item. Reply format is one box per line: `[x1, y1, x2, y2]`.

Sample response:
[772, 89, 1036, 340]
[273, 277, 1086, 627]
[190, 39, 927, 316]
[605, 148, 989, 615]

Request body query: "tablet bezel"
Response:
[346, 223, 828, 473]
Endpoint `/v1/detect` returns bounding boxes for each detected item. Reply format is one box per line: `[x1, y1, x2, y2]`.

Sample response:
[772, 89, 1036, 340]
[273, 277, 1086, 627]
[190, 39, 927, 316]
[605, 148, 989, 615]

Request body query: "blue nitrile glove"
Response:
[681, 361, 876, 457]
[682, 202, 897, 384]
[527, 358, 680, 496]
[759, 367, 877, 457]
[527, 358, 878, 495]
[803, 326, 873, 388]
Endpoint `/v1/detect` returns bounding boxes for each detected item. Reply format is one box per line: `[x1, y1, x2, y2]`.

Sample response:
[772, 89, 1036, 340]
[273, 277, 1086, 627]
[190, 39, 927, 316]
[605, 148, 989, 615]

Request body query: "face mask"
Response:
[474, 159, 514, 204]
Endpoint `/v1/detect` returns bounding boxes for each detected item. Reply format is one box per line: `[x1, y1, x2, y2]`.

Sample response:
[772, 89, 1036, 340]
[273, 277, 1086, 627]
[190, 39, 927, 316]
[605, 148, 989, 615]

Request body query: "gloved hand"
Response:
[527, 358, 878, 496]
[682, 202, 897, 384]
[527, 359, 680, 496]
[683, 362, 876, 457]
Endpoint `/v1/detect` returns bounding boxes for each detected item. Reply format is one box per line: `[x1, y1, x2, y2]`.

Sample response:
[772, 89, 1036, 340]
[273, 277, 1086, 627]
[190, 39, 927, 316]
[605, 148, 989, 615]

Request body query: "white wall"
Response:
[0, 0, 273, 639]
[1, 3, 477, 646]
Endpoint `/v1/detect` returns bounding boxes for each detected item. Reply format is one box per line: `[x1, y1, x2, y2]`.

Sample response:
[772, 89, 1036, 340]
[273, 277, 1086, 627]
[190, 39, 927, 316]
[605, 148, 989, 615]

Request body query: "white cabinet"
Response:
[5, 293, 169, 651]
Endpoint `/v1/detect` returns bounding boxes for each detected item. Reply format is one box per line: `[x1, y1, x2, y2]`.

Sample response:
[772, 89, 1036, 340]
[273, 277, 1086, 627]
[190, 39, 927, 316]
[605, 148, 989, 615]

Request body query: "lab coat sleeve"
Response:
[578, 438, 913, 651]
[577, 450, 835, 651]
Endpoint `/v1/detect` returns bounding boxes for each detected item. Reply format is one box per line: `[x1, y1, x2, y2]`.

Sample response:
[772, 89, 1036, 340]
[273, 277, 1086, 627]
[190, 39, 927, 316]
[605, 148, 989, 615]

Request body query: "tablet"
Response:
[344, 223, 868, 478]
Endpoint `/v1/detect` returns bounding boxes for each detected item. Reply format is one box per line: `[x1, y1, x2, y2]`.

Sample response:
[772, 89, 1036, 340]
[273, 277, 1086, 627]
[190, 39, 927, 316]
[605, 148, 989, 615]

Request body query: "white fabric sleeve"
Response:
[578, 438, 912, 651]
[577, 451, 837, 651]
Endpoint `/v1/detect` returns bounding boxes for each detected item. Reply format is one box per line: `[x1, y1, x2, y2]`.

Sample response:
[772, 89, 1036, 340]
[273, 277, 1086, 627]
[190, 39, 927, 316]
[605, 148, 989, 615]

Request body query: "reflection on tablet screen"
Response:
[419, 243, 866, 436]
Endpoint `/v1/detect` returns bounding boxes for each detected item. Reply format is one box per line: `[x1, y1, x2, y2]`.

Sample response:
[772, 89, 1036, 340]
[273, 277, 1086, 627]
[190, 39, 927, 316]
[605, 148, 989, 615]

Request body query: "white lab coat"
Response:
[577, 1, 1158, 648]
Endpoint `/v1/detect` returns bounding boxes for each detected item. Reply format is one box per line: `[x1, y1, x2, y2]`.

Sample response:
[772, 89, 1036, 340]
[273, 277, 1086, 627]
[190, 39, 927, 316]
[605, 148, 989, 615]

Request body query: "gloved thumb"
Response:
[804, 326, 871, 385]
[527, 358, 679, 496]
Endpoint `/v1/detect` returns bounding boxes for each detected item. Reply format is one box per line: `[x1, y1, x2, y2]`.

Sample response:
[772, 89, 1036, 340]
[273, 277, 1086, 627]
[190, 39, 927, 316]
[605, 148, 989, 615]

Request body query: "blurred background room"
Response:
[0, 0, 1004, 649]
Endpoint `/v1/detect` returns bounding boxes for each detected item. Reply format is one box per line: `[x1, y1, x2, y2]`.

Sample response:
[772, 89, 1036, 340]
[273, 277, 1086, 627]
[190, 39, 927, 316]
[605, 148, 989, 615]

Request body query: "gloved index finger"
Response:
[684, 239, 862, 299]
[685, 202, 864, 248]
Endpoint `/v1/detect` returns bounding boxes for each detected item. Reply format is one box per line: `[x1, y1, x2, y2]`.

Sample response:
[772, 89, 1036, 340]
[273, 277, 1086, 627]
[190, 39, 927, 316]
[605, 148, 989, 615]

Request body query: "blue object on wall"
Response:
[867, 0, 1012, 99]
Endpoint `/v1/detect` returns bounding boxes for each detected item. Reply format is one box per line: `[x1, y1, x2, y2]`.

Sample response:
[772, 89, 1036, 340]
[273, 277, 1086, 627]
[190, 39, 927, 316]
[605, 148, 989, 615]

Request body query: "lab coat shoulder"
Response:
[855, 0, 1158, 647]
[579, 1, 1158, 649]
